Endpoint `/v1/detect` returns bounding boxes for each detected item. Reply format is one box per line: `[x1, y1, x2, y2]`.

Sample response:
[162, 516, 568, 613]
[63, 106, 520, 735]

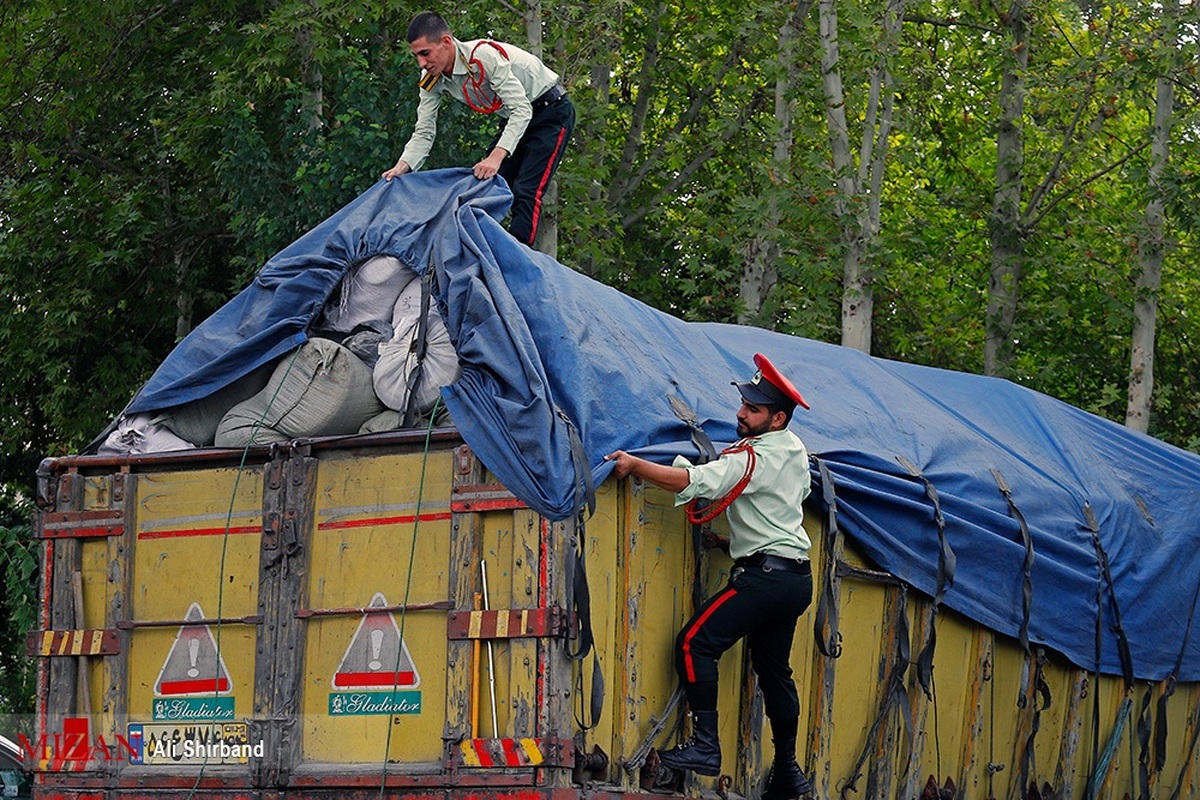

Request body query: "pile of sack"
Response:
[99, 256, 461, 455]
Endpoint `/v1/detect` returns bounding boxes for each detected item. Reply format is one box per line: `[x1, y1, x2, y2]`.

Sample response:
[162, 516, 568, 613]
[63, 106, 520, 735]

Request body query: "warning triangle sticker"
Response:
[154, 602, 234, 696]
[332, 592, 421, 690]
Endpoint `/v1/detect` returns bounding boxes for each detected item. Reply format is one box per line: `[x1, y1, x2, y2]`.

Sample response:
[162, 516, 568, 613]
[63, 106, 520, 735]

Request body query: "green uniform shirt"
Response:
[399, 37, 561, 170]
[673, 428, 812, 561]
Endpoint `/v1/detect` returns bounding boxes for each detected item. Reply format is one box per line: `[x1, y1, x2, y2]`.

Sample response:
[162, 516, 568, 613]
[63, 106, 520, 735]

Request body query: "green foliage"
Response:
[0, 0, 1198, 706]
[0, 0, 1198, 505]
[0, 491, 36, 715]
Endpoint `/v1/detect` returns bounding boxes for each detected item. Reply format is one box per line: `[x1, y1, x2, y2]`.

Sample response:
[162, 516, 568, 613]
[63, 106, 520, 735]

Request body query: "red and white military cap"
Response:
[732, 352, 810, 411]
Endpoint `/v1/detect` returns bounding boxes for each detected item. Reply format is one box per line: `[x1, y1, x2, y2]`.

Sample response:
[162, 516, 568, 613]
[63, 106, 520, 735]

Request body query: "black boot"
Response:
[658, 710, 721, 776]
[762, 738, 812, 800]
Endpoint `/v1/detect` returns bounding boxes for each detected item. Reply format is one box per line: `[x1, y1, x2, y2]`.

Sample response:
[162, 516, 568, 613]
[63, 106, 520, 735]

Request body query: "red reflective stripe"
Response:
[158, 677, 230, 695]
[681, 587, 738, 683]
[527, 126, 568, 243]
[473, 739, 494, 767]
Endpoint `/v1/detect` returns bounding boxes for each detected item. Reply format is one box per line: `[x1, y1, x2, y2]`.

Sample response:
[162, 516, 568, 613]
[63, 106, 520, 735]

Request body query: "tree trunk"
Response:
[985, 0, 1029, 377]
[821, 0, 903, 353]
[296, 23, 323, 137]
[738, 3, 811, 326]
[1125, 0, 1177, 432]
[515, 0, 560, 257]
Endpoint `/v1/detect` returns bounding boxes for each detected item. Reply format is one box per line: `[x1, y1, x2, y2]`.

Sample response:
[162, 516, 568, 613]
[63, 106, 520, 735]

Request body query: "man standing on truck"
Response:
[605, 353, 814, 800]
[381, 11, 575, 247]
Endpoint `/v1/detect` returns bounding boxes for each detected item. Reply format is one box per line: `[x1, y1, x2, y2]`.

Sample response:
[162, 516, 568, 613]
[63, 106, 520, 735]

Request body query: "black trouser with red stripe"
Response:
[675, 561, 812, 723]
[494, 95, 574, 245]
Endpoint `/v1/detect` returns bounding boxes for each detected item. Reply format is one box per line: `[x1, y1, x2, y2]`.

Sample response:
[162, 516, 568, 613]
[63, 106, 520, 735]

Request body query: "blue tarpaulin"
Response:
[120, 170, 1200, 682]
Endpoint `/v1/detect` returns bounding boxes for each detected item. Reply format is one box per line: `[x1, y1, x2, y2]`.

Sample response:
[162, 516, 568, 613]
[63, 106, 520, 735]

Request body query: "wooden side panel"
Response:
[29, 445, 1200, 800]
[606, 479, 695, 788]
[126, 466, 262, 730]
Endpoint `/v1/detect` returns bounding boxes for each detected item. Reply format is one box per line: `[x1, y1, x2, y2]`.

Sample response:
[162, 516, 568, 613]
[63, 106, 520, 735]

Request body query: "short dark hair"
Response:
[768, 403, 795, 428]
[407, 11, 451, 43]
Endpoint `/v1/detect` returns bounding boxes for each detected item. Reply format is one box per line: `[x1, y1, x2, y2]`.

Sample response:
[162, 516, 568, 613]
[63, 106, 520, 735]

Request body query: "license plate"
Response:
[127, 722, 258, 765]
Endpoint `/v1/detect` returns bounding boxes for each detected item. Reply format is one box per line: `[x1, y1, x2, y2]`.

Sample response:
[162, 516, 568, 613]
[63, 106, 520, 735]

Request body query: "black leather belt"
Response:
[735, 553, 811, 575]
[531, 85, 567, 113]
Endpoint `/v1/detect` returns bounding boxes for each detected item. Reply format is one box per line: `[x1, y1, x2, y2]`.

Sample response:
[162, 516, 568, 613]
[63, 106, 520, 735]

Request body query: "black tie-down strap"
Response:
[1082, 502, 1134, 799]
[812, 457, 843, 658]
[1162, 579, 1200, 799]
[558, 409, 601, 730]
[566, 520, 604, 731]
[1002, 468, 1048, 795]
[1017, 647, 1052, 794]
[1083, 503, 1134, 687]
[668, 394, 718, 464]
[897, 456, 956, 698]
[668, 394, 718, 611]
[992, 469, 1035, 654]
[401, 269, 435, 429]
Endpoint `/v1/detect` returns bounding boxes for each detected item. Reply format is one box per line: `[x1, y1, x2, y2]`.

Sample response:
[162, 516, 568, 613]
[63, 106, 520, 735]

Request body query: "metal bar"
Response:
[295, 601, 452, 619]
[35, 428, 463, 476]
[481, 560, 499, 739]
[835, 560, 906, 587]
[116, 615, 262, 629]
[452, 483, 529, 512]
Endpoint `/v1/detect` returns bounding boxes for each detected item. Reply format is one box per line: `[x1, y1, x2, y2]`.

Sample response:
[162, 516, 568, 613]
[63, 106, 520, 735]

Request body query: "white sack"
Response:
[315, 255, 417, 334]
[98, 413, 194, 455]
[373, 280, 461, 415]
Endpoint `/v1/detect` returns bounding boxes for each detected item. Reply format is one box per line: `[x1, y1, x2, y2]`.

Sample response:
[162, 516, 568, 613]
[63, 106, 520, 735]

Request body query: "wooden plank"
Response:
[39, 509, 124, 539]
[541, 517, 577, 789]
[959, 628, 994, 799]
[453, 736, 574, 768]
[806, 521, 844, 799]
[446, 445, 485, 753]
[1007, 648, 1039, 800]
[902, 599, 937, 800]
[47, 473, 82, 751]
[26, 628, 120, 656]
[253, 450, 316, 787]
[1053, 669, 1088, 796]
[104, 469, 136, 783]
[865, 584, 904, 800]
[445, 607, 570, 640]
[507, 508, 540, 735]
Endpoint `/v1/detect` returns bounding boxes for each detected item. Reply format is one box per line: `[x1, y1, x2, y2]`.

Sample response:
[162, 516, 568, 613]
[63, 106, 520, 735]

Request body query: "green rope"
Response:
[1085, 696, 1132, 800]
[378, 397, 442, 800]
[185, 346, 302, 800]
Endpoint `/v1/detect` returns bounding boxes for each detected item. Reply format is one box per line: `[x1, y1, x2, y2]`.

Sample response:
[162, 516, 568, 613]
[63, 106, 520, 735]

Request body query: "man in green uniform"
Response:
[605, 353, 814, 800]
[382, 11, 574, 246]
